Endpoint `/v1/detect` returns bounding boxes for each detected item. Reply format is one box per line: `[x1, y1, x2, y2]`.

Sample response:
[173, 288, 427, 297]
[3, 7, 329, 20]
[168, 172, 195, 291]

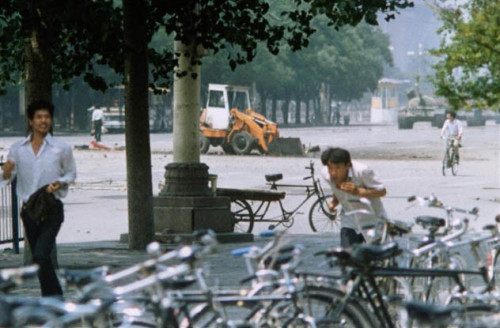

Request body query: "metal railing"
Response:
[0, 179, 23, 253]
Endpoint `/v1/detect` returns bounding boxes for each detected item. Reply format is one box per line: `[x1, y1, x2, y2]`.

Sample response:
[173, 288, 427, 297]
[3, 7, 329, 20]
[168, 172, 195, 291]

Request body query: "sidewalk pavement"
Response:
[0, 233, 339, 299]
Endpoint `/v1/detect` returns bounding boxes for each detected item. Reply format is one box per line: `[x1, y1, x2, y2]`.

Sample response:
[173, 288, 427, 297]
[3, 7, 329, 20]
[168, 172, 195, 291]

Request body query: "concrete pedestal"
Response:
[153, 195, 234, 233]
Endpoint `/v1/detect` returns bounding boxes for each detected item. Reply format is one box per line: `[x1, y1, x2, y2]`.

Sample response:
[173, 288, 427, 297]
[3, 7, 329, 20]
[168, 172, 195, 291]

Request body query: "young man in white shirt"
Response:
[440, 110, 463, 162]
[91, 106, 104, 142]
[1, 100, 76, 297]
[320, 147, 387, 247]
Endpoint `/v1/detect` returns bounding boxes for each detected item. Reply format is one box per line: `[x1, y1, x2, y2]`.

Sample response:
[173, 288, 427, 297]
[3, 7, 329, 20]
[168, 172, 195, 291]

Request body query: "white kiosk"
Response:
[370, 78, 403, 124]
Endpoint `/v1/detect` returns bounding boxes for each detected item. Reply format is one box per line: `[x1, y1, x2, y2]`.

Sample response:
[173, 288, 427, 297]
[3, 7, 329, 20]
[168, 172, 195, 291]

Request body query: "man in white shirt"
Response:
[320, 147, 387, 247]
[91, 106, 104, 142]
[440, 110, 463, 162]
[1, 100, 76, 297]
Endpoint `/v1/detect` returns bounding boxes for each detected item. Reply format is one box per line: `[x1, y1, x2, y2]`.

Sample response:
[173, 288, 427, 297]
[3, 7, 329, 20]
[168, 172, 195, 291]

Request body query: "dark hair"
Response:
[321, 147, 351, 165]
[446, 110, 457, 119]
[26, 100, 55, 136]
[27, 100, 54, 120]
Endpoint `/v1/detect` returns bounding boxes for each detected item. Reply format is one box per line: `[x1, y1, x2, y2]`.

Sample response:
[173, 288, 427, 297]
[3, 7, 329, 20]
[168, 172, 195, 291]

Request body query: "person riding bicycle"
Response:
[440, 110, 463, 163]
[320, 147, 388, 248]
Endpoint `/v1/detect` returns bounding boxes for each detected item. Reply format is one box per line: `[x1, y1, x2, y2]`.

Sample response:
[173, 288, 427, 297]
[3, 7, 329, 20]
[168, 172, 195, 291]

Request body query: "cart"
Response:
[217, 188, 286, 233]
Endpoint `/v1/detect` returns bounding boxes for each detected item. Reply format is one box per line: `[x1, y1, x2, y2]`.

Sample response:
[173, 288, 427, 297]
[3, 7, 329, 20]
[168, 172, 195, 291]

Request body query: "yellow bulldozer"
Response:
[199, 84, 304, 156]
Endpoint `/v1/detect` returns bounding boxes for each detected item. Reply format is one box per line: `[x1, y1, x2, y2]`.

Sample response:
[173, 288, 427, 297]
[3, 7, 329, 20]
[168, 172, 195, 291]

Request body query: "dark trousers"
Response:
[21, 200, 64, 297]
[340, 227, 365, 248]
[94, 119, 103, 142]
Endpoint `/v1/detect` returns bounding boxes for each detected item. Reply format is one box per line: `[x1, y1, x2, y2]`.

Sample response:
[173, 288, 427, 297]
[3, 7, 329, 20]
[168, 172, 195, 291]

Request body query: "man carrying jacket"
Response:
[1, 100, 76, 297]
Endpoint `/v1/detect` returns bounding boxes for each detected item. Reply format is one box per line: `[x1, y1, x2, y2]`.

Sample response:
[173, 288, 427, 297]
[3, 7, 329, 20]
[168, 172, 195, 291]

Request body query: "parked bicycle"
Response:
[220, 161, 338, 233]
[442, 137, 460, 176]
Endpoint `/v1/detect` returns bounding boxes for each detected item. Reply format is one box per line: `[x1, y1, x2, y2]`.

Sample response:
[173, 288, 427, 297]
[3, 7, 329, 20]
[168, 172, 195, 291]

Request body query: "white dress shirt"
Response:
[321, 161, 387, 239]
[1, 134, 77, 203]
[441, 119, 463, 138]
[92, 108, 104, 121]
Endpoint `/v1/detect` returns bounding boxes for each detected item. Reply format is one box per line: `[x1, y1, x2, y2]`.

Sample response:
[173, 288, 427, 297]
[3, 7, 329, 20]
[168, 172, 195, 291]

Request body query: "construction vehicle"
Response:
[199, 84, 304, 156]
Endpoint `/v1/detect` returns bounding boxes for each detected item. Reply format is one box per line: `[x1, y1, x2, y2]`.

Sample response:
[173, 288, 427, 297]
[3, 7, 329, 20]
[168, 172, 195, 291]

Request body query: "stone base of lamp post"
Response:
[153, 162, 234, 233]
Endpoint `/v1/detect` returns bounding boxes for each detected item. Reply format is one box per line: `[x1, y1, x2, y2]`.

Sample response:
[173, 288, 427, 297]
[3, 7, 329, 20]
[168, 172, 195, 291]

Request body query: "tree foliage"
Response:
[201, 20, 392, 107]
[0, 0, 413, 93]
[429, 0, 500, 110]
[0, 0, 125, 92]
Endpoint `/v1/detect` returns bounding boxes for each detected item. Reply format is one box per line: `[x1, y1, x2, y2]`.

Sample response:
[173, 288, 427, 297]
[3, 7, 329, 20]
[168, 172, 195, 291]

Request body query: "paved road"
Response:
[0, 122, 498, 300]
[0, 122, 498, 244]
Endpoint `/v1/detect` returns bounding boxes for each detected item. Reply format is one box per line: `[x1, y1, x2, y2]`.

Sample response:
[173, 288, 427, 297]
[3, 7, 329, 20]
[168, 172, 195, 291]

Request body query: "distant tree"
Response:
[201, 19, 393, 124]
[428, 0, 500, 110]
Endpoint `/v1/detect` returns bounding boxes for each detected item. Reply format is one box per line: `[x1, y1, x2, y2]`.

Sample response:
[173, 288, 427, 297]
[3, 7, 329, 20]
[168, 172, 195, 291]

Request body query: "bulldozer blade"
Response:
[268, 138, 304, 156]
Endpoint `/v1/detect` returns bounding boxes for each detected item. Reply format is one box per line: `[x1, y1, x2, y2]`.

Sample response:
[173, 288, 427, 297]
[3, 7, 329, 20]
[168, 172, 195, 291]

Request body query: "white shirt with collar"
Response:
[1, 134, 77, 203]
[441, 119, 463, 138]
[321, 160, 387, 238]
[92, 108, 104, 121]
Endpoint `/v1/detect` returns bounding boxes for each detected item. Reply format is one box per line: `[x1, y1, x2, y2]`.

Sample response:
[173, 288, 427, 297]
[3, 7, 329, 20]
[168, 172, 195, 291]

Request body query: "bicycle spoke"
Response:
[231, 199, 254, 233]
[309, 196, 340, 233]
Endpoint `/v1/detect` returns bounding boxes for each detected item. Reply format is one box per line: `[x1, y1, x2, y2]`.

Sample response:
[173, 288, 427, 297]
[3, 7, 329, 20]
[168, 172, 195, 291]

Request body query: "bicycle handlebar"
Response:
[411, 218, 469, 257]
[407, 194, 479, 217]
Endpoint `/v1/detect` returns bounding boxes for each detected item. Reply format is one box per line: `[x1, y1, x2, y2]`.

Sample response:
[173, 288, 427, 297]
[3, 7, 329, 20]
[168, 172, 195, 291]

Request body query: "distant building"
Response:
[370, 78, 409, 124]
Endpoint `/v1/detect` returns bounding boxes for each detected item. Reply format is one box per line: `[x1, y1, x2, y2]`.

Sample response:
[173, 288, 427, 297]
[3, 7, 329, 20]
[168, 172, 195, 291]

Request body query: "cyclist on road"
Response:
[320, 147, 387, 248]
[440, 110, 463, 162]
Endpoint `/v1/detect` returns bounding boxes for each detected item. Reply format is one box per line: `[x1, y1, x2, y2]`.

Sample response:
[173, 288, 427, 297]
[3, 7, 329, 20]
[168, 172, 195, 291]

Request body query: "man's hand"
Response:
[46, 181, 63, 193]
[328, 198, 339, 212]
[340, 182, 360, 196]
[2, 160, 15, 180]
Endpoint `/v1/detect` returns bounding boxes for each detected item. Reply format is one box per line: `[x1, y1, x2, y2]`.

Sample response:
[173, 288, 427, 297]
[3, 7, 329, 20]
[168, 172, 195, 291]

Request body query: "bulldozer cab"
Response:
[205, 84, 251, 129]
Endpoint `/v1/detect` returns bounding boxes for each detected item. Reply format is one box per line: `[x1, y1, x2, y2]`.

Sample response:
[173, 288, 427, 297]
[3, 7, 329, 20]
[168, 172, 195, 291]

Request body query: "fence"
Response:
[0, 179, 23, 253]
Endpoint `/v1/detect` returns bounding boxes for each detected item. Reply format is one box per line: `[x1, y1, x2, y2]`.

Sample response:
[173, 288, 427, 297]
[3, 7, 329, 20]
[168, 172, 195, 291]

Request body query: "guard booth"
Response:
[370, 78, 402, 124]
[0, 179, 22, 253]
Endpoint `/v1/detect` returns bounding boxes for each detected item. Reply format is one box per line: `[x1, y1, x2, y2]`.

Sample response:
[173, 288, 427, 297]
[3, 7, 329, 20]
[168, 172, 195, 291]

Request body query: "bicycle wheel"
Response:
[299, 285, 375, 328]
[308, 196, 340, 233]
[412, 253, 468, 305]
[442, 150, 448, 176]
[377, 276, 414, 328]
[231, 199, 254, 233]
[429, 253, 468, 305]
[179, 303, 219, 328]
[451, 149, 459, 176]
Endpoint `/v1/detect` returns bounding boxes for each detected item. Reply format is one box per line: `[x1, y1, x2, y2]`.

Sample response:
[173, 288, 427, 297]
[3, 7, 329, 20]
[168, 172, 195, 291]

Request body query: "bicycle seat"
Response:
[263, 253, 294, 271]
[161, 276, 197, 290]
[387, 219, 413, 236]
[351, 242, 400, 263]
[415, 216, 446, 228]
[405, 301, 495, 324]
[265, 174, 283, 182]
[58, 266, 109, 287]
[483, 224, 497, 232]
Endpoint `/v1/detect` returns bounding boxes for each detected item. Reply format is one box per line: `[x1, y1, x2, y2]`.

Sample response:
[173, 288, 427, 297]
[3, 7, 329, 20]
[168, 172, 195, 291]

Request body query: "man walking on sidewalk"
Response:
[1, 100, 77, 297]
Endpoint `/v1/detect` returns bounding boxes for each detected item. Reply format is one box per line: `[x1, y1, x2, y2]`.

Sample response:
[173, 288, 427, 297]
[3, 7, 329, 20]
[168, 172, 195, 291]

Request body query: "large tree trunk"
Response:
[173, 41, 201, 163]
[123, 0, 154, 250]
[23, 3, 57, 266]
[25, 24, 52, 134]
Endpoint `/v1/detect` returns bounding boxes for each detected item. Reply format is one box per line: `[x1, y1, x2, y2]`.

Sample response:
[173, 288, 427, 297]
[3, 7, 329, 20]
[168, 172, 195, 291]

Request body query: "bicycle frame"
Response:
[252, 163, 328, 227]
[442, 137, 459, 176]
[304, 254, 487, 328]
